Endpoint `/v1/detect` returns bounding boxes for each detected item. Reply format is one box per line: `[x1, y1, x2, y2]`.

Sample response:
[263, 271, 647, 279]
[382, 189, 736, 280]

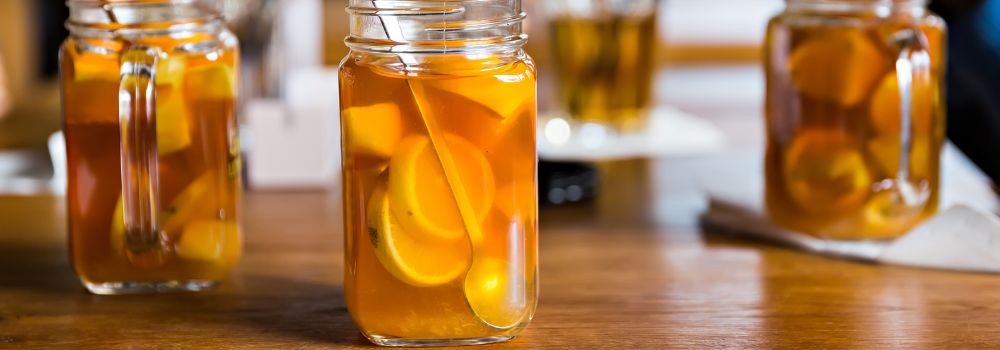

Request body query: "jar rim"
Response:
[65, 0, 223, 37]
[345, 0, 527, 54]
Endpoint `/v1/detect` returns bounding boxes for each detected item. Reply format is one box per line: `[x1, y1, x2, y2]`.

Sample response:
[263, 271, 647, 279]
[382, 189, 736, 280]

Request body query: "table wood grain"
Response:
[3, 154, 1000, 349]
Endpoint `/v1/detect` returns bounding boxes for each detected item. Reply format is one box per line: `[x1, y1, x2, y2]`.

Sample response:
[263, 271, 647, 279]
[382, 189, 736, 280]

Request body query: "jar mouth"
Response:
[65, 0, 223, 37]
[785, 0, 928, 12]
[346, 0, 527, 54]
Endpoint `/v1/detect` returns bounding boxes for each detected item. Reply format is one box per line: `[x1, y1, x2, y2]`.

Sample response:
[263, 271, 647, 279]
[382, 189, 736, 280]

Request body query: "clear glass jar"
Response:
[339, 0, 538, 346]
[765, 0, 946, 240]
[61, 0, 242, 294]
[545, 0, 658, 134]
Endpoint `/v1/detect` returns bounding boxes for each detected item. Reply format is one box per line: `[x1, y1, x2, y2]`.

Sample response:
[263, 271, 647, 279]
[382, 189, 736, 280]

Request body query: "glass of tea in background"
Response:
[340, 0, 538, 346]
[546, 0, 658, 134]
[764, 0, 946, 240]
[61, 0, 241, 294]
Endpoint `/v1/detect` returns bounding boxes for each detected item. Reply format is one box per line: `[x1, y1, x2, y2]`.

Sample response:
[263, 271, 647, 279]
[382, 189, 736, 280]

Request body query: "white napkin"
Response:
[537, 106, 727, 161]
[700, 144, 1000, 273]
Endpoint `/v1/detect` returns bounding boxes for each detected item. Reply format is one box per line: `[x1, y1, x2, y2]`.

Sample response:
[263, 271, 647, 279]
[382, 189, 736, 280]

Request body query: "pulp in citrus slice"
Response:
[367, 184, 472, 287]
[388, 134, 495, 241]
[343, 103, 403, 158]
[782, 129, 872, 214]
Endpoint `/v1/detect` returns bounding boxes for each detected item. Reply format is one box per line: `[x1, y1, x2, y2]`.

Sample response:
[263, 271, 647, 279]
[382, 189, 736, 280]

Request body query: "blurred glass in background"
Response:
[546, 0, 658, 134]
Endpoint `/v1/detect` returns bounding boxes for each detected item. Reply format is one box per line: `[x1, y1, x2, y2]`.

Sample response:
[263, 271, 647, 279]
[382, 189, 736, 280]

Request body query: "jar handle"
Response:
[118, 45, 167, 265]
[892, 28, 932, 206]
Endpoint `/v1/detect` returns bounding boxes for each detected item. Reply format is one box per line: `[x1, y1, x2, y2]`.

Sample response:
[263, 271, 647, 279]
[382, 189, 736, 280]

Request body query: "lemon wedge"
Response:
[109, 171, 216, 255]
[155, 86, 192, 155]
[343, 103, 403, 158]
[782, 129, 872, 214]
[788, 30, 887, 107]
[184, 63, 235, 100]
[388, 134, 495, 241]
[367, 183, 472, 287]
[176, 220, 238, 261]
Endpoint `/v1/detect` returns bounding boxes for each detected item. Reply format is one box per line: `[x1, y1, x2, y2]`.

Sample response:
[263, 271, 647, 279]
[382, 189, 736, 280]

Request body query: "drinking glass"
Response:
[339, 0, 538, 346]
[546, 0, 658, 134]
[764, 0, 946, 240]
[61, 0, 242, 294]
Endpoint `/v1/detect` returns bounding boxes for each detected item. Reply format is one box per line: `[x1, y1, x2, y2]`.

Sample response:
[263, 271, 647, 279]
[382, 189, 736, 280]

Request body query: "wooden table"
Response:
[3, 153, 1000, 349]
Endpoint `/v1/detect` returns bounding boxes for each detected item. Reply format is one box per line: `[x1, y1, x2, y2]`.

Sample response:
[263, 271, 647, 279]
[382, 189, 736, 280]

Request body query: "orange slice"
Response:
[367, 183, 472, 287]
[869, 71, 936, 136]
[788, 30, 887, 107]
[342, 103, 403, 158]
[388, 134, 495, 241]
[176, 220, 238, 261]
[782, 129, 872, 214]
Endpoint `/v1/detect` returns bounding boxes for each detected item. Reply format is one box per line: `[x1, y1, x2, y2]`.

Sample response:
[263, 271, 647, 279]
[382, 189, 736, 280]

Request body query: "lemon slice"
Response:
[156, 86, 192, 155]
[788, 30, 887, 107]
[421, 71, 533, 120]
[465, 257, 527, 329]
[343, 103, 403, 158]
[184, 62, 235, 100]
[388, 134, 495, 241]
[861, 186, 929, 237]
[782, 129, 872, 214]
[176, 220, 238, 261]
[367, 183, 472, 287]
[869, 72, 936, 136]
[109, 171, 215, 255]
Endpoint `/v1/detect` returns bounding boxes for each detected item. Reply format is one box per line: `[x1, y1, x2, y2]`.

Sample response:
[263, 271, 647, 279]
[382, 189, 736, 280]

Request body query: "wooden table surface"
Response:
[3, 154, 1000, 349]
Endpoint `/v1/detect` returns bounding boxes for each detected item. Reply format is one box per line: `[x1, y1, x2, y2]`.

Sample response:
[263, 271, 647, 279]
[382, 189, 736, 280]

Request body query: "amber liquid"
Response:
[550, 13, 656, 132]
[339, 53, 538, 340]
[764, 13, 946, 239]
[62, 32, 241, 286]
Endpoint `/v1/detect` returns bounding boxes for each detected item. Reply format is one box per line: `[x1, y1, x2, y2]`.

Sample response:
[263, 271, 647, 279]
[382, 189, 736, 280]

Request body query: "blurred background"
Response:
[0, 0, 783, 195]
[0, 0, 996, 204]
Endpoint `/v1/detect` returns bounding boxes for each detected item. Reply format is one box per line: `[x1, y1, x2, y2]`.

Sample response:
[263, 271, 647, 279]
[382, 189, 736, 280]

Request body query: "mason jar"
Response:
[764, 0, 946, 240]
[339, 0, 539, 346]
[61, 0, 242, 294]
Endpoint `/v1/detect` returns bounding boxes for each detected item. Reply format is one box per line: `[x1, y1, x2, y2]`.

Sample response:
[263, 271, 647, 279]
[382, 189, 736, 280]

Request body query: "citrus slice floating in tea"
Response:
[343, 102, 403, 158]
[366, 183, 472, 287]
[788, 29, 888, 107]
[388, 134, 495, 241]
[782, 129, 872, 214]
[869, 71, 935, 136]
[155, 80, 193, 154]
[176, 220, 238, 261]
[866, 135, 934, 179]
[184, 62, 235, 100]
[110, 171, 216, 255]
[861, 188, 928, 238]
